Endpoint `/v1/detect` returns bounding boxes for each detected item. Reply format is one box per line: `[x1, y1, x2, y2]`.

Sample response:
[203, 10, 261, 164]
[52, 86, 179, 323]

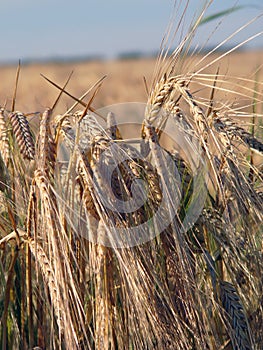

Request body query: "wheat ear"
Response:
[28, 238, 66, 333]
[0, 108, 10, 166]
[9, 111, 35, 160]
[220, 281, 254, 350]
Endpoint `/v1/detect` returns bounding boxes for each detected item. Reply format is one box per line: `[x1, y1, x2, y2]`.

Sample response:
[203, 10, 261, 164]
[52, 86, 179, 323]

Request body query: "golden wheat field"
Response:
[0, 51, 262, 112]
[0, 19, 263, 349]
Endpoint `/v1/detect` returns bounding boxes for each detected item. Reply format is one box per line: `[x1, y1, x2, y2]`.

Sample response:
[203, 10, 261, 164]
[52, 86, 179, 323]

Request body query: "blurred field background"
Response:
[0, 50, 263, 114]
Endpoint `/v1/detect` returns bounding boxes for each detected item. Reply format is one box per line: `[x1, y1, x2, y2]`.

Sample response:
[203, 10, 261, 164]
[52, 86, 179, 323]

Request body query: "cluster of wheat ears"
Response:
[0, 3, 263, 350]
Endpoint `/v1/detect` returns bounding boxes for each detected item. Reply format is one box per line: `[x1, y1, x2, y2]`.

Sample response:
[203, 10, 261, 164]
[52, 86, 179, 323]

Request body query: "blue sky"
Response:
[0, 0, 262, 63]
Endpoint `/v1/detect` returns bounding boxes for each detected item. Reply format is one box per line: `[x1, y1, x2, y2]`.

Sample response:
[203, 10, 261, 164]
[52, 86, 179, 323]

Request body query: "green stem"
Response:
[1, 246, 19, 350]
